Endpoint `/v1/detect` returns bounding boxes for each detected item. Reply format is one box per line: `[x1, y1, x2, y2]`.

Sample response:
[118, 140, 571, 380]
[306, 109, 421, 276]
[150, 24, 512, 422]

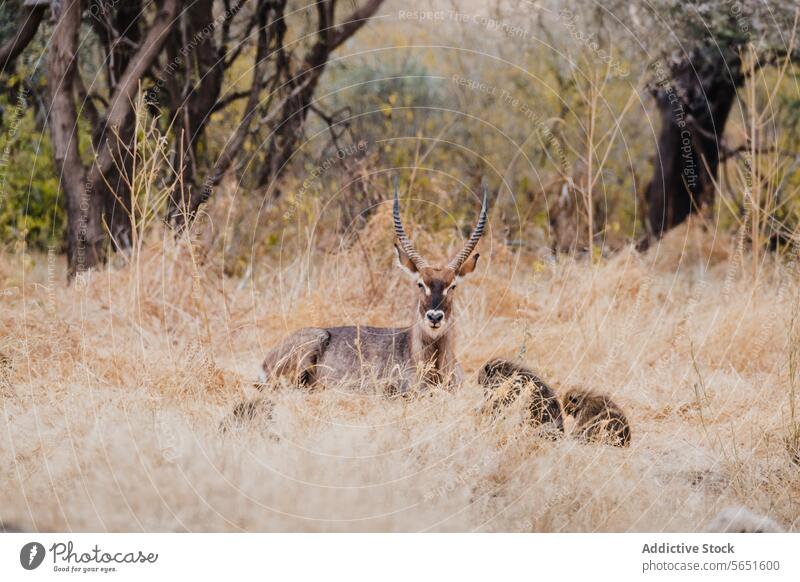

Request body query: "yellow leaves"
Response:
[381, 92, 400, 118]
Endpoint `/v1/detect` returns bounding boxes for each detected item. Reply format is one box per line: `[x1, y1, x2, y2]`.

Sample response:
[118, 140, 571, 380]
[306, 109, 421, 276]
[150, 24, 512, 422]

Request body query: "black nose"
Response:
[426, 311, 444, 324]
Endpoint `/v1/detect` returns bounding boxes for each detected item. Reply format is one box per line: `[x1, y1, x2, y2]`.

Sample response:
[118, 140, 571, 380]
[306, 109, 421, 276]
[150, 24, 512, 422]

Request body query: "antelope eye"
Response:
[449, 284, 457, 291]
[418, 283, 424, 289]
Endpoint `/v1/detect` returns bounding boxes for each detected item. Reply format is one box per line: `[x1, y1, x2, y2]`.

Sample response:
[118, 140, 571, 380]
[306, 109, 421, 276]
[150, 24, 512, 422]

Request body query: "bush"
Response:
[0, 86, 64, 252]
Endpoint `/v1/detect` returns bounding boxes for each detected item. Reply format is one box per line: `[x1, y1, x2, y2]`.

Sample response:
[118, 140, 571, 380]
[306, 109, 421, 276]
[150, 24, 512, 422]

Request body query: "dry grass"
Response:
[1, 213, 799, 532]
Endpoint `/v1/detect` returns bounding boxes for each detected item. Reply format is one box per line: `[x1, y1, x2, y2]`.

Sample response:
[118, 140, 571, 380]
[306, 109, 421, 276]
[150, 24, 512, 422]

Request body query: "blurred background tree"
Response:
[1, 0, 385, 277]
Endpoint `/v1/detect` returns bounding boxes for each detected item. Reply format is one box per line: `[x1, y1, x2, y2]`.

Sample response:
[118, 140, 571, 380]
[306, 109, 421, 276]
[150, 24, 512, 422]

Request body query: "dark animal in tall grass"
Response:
[478, 359, 564, 437]
[561, 388, 631, 447]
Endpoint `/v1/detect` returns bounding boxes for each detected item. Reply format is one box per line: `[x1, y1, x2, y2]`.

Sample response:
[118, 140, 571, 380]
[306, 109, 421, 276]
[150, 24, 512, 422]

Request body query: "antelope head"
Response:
[393, 178, 489, 339]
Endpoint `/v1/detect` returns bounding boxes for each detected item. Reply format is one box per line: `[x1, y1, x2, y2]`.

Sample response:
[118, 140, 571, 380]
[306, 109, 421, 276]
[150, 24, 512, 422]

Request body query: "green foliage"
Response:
[1, 3, 61, 252]
[0, 89, 63, 252]
[0, 0, 23, 42]
[322, 55, 445, 155]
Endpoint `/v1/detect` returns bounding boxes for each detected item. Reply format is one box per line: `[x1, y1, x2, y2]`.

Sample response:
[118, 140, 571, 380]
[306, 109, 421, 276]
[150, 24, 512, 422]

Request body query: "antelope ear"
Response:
[395, 244, 419, 277]
[458, 253, 480, 277]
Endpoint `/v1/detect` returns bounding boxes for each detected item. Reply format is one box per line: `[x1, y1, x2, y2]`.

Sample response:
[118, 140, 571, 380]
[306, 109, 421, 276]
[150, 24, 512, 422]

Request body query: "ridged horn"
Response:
[448, 178, 489, 272]
[393, 176, 429, 269]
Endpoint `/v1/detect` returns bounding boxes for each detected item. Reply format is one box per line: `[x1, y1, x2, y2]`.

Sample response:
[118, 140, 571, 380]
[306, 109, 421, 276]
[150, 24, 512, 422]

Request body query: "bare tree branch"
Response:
[91, 0, 180, 182]
[0, 3, 46, 75]
[211, 89, 256, 113]
[257, 0, 386, 188]
[330, 0, 384, 49]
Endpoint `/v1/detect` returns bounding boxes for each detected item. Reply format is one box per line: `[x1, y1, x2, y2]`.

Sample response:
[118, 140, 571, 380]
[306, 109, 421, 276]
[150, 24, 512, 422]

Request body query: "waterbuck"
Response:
[220, 180, 489, 430]
[222, 178, 488, 431]
[263, 178, 487, 392]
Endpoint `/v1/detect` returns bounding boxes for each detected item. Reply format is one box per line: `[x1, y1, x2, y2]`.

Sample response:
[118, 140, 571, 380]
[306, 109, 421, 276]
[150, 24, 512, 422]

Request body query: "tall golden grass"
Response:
[1, 209, 798, 532]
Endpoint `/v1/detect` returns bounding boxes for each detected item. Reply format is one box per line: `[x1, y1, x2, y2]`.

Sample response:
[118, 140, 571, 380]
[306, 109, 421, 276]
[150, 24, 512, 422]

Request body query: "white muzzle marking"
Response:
[425, 310, 445, 334]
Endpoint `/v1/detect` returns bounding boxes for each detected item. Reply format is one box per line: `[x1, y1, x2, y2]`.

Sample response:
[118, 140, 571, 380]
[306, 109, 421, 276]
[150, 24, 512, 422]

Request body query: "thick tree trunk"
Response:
[48, 0, 105, 276]
[48, 0, 179, 276]
[645, 47, 742, 239]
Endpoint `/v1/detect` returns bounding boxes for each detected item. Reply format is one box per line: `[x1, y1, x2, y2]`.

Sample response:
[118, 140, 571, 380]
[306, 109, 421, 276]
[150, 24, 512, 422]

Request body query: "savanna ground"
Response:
[2, 210, 799, 532]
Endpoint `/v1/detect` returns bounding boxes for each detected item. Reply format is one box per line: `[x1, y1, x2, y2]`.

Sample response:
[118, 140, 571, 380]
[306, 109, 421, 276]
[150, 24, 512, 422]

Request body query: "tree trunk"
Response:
[166, 0, 226, 226]
[175, 0, 279, 227]
[48, 0, 105, 275]
[645, 47, 743, 239]
[258, 63, 326, 188]
[48, 0, 179, 276]
[90, 0, 143, 252]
